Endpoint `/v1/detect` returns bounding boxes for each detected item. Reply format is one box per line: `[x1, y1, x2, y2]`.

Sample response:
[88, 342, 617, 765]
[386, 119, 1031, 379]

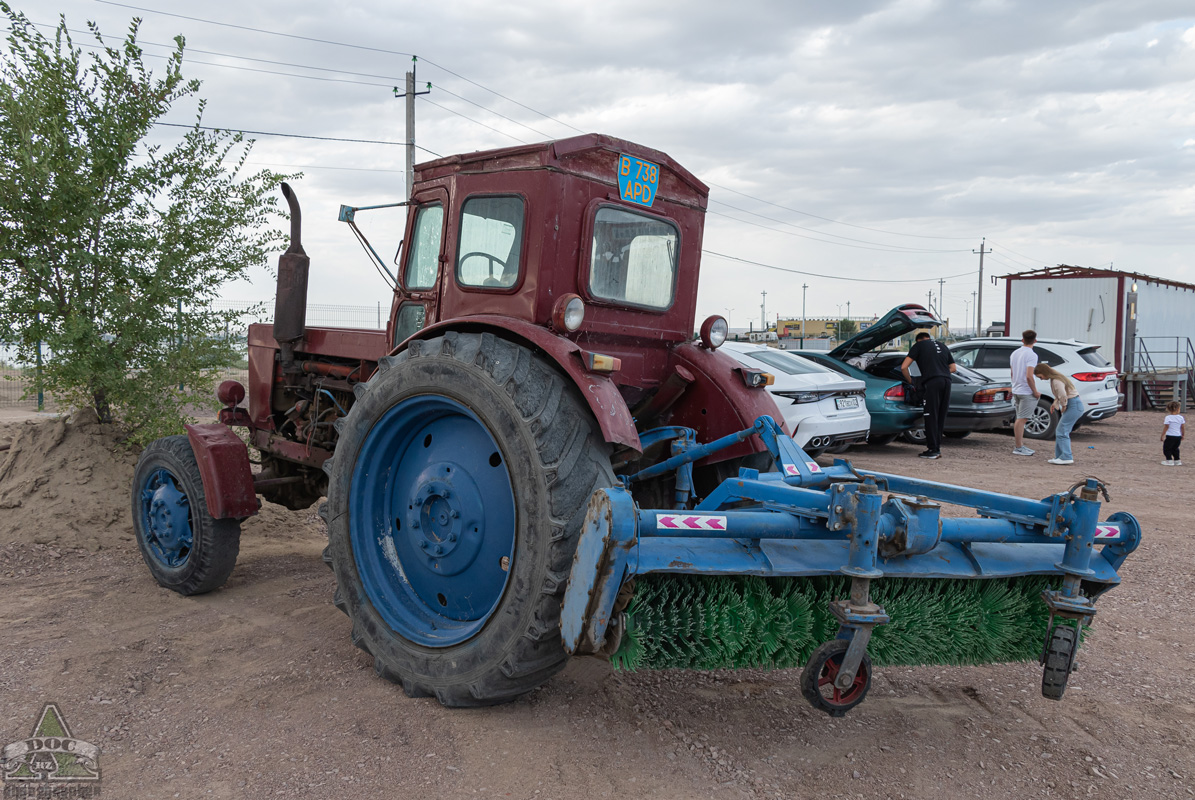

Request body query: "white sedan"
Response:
[722, 341, 871, 456]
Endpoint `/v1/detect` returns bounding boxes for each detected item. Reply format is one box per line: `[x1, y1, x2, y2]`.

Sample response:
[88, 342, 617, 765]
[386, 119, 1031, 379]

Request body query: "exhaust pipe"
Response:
[273, 182, 310, 372]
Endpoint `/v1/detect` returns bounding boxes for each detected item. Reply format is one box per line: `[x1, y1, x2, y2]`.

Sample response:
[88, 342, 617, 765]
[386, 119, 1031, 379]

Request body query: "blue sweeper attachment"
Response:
[560, 416, 1139, 717]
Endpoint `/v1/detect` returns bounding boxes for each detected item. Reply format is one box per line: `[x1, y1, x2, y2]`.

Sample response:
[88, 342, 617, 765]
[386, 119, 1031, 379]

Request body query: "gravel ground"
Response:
[0, 409, 1191, 799]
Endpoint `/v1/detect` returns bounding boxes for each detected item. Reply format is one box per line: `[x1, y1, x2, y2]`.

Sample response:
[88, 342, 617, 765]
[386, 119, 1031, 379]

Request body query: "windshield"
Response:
[741, 348, 833, 376]
[589, 207, 678, 309]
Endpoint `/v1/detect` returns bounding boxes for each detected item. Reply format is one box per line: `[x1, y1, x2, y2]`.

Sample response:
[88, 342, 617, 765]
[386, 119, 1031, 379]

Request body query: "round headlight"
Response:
[553, 294, 586, 332]
[700, 315, 728, 349]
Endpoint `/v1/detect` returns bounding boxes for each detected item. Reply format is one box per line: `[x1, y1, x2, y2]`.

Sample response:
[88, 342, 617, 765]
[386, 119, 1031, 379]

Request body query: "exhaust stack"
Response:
[273, 183, 309, 371]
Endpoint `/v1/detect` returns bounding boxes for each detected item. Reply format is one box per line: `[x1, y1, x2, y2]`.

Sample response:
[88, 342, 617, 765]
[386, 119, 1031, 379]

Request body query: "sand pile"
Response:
[0, 412, 326, 553]
[0, 410, 138, 551]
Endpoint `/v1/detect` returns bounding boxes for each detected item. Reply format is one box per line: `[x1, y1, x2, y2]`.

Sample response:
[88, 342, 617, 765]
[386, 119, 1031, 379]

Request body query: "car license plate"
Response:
[835, 396, 859, 410]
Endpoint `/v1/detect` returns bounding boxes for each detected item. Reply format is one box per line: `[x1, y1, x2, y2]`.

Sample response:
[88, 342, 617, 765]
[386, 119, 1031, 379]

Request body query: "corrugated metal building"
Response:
[1001, 266, 1195, 372]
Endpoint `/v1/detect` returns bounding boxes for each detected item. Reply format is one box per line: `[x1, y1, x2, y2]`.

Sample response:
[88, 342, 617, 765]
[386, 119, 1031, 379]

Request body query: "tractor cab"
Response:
[388, 134, 711, 397]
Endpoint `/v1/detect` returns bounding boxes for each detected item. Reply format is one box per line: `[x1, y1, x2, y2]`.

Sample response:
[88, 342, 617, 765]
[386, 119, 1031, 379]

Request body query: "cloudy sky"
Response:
[15, 0, 1195, 333]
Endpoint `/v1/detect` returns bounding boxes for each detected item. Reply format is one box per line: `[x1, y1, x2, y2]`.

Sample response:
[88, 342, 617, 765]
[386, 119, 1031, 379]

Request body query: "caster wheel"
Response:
[1041, 624, 1078, 700]
[800, 639, 872, 717]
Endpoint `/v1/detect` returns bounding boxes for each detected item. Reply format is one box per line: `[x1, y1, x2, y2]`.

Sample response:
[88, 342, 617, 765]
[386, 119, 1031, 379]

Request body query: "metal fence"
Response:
[0, 301, 386, 410]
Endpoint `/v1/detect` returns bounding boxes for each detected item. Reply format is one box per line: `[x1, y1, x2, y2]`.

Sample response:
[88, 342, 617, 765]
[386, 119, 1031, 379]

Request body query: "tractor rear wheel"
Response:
[323, 332, 615, 707]
[131, 436, 241, 595]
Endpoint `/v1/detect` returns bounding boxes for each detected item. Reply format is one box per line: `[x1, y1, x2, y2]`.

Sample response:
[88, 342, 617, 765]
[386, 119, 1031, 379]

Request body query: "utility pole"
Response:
[760, 290, 767, 331]
[973, 238, 990, 337]
[971, 291, 977, 335]
[937, 277, 945, 323]
[394, 57, 431, 201]
[927, 289, 933, 312]
[801, 283, 808, 349]
[846, 300, 851, 321]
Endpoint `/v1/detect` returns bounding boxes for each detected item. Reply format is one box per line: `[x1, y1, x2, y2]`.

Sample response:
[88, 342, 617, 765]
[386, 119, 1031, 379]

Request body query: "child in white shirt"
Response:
[1162, 401, 1185, 466]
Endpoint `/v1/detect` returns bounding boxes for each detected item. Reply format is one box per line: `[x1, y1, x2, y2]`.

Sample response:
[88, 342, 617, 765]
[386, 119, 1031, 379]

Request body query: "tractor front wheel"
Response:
[131, 436, 241, 595]
[323, 332, 615, 707]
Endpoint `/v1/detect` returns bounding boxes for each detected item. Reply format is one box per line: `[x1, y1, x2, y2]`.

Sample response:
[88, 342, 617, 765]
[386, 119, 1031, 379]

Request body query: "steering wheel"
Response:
[460, 252, 509, 286]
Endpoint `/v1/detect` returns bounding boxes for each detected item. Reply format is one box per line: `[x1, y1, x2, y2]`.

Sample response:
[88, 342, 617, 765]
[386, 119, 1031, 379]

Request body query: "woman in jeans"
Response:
[1034, 364, 1083, 465]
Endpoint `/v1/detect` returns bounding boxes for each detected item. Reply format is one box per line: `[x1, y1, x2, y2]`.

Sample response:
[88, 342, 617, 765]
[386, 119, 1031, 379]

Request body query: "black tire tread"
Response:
[800, 639, 873, 718]
[131, 435, 240, 596]
[326, 331, 615, 707]
[1041, 624, 1077, 700]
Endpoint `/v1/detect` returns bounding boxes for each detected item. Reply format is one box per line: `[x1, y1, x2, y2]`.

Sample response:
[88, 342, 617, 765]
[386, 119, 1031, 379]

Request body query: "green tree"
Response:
[837, 318, 858, 338]
[0, 5, 290, 441]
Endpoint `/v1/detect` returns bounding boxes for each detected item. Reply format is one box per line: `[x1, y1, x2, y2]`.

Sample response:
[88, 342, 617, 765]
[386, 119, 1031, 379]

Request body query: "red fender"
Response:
[407, 316, 642, 451]
[664, 342, 790, 463]
[184, 423, 259, 519]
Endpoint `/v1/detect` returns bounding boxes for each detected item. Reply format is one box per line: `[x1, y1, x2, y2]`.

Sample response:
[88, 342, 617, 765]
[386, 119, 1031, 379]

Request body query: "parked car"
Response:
[859, 353, 1015, 444]
[721, 341, 870, 456]
[947, 337, 1121, 439]
[791, 303, 945, 444]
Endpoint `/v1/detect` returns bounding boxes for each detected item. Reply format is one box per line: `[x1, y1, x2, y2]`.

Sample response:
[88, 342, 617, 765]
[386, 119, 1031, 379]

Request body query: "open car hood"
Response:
[828, 303, 942, 361]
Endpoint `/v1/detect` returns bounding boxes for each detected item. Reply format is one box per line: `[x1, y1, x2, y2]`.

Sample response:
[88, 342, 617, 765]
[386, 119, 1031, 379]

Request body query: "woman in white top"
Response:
[1033, 364, 1082, 465]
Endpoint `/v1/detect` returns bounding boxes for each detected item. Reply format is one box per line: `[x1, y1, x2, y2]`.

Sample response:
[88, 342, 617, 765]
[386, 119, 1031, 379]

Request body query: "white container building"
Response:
[1001, 266, 1195, 374]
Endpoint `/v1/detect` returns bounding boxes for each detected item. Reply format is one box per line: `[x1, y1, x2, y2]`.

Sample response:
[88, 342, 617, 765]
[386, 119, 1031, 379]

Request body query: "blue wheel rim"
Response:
[350, 395, 516, 647]
[139, 467, 194, 568]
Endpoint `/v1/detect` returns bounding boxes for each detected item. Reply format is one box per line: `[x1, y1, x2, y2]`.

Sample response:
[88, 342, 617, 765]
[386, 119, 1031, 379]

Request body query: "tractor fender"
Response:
[664, 341, 790, 462]
[405, 316, 642, 451]
[183, 423, 259, 519]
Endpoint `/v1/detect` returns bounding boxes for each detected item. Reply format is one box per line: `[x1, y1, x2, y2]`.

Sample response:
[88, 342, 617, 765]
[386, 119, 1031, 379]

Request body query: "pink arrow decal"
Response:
[707, 518, 725, 530]
[658, 515, 679, 529]
[785, 464, 799, 476]
[806, 461, 821, 473]
[1094, 525, 1118, 539]
[682, 516, 701, 528]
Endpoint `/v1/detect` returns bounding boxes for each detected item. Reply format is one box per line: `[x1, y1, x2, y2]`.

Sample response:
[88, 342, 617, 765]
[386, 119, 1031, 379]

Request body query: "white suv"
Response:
[721, 341, 871, 456]
[947, 337, 1121, 439]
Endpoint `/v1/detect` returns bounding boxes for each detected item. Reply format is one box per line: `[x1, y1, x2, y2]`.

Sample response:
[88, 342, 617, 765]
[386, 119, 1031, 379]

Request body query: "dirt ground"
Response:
[0, 408, 1192, 799]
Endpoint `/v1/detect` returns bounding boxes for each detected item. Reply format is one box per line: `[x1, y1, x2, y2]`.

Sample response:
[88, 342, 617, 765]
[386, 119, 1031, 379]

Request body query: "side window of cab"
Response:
[405, 203, 444, 290]
[456, 196, 525, 289]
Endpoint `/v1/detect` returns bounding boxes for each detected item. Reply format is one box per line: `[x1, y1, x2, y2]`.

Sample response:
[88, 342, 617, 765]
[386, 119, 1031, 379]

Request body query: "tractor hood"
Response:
[828, 303, 942, 361]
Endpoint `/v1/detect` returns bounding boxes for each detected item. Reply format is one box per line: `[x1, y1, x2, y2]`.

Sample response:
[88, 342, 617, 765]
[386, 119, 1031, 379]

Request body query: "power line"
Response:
[247, 162, 405, 174]
[703, 250, 977, 284]
[430, 84, 555, 141]
[417, 96, 527, 145]
[706, 208, 972, 254]
[93, 0, 583, 137]
[706, 180, 976, 241]
[154, 122, 442, 157]
[987, 240, 1054, 269]
[709, 197, 973, 254]
[95, 0, 417, 58]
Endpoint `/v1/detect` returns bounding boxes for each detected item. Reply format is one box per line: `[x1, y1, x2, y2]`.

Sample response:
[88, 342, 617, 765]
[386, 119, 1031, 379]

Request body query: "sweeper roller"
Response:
[561, 415, 1139, 717]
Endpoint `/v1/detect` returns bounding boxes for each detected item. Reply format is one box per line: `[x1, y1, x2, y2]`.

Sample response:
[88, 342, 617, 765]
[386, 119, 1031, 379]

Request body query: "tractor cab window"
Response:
[392, 303, 426, 346]
[404, 203, 444, 290]
[456, 196, 524, 289]
[589, 207, 677, 310]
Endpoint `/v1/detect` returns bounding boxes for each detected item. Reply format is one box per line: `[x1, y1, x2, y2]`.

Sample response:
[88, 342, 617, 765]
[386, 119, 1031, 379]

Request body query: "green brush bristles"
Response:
[611, 575, 1060, 671]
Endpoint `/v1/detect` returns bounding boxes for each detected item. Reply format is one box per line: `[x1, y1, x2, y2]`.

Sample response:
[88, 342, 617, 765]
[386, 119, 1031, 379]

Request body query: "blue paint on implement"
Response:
[139, 468, 194, 568]
[350, 395, 515, 647]
[561, 416, 1141, 688]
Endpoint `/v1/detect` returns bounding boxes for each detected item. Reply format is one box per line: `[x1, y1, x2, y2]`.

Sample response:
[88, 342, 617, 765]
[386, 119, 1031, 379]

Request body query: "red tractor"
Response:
[131, 134, 783, 706]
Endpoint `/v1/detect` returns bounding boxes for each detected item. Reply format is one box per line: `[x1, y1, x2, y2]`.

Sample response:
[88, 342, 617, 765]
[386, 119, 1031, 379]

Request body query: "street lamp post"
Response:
[801, 283, 808, 349]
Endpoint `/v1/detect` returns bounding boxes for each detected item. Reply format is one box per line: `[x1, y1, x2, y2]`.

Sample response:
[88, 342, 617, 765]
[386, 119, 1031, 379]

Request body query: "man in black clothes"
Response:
[901, 331, 957, 459]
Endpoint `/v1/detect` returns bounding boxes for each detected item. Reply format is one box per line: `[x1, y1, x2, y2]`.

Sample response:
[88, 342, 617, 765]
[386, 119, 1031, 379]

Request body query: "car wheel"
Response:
[899, 427, 926, 445]
[1024, 400, 1059, 440]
